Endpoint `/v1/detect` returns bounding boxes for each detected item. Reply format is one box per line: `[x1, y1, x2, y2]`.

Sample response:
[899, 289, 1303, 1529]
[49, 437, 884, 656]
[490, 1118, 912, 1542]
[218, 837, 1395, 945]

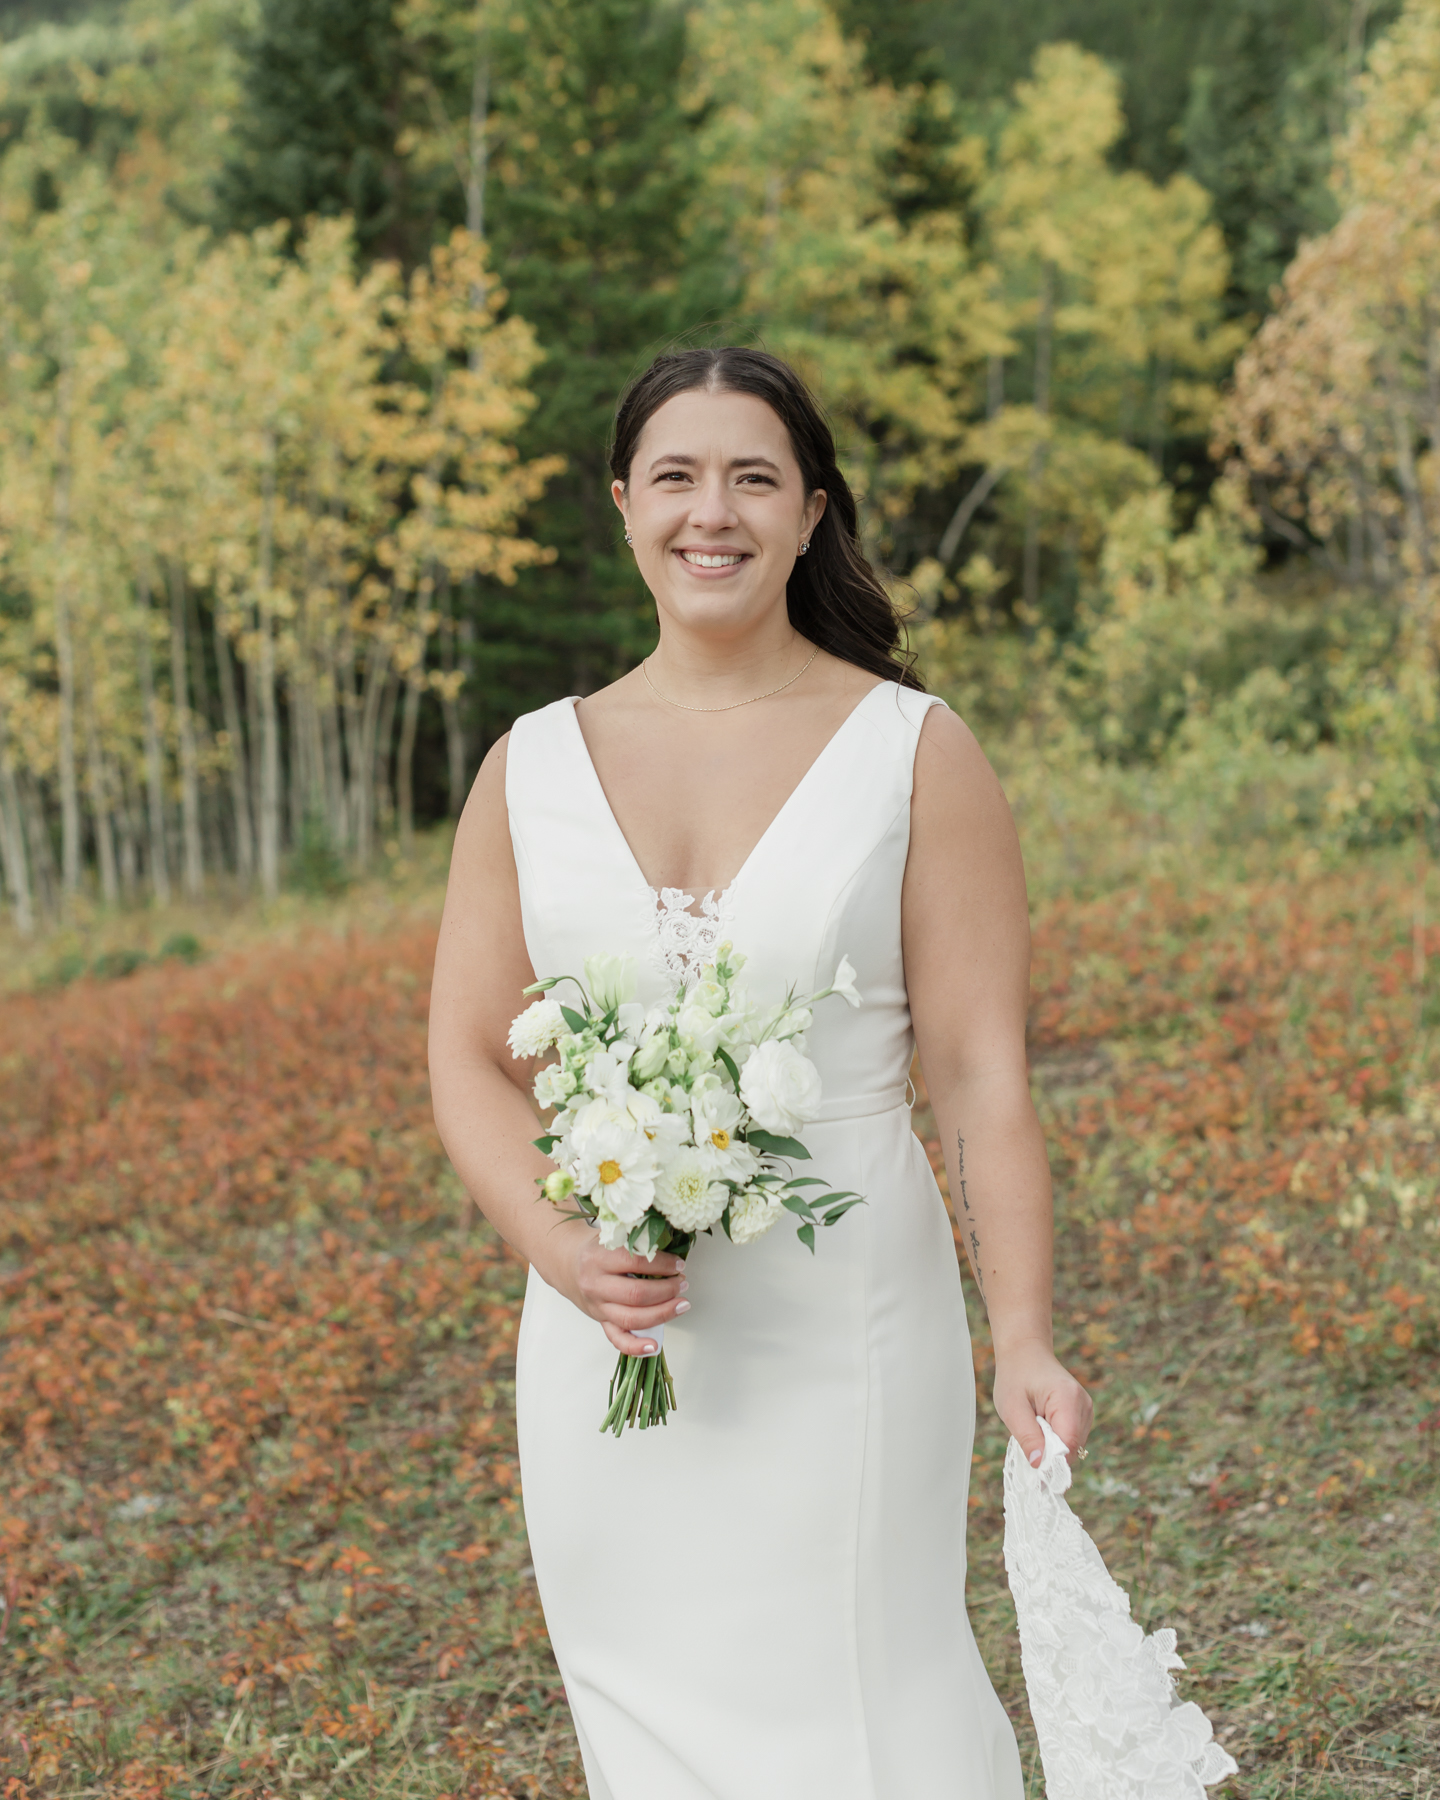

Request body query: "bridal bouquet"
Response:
[508, 942, 865, 1435]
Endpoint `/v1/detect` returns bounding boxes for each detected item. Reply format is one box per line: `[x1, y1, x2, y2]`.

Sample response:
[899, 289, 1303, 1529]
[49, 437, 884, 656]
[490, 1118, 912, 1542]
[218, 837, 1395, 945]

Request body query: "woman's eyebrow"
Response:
[645, 453, 783, 473]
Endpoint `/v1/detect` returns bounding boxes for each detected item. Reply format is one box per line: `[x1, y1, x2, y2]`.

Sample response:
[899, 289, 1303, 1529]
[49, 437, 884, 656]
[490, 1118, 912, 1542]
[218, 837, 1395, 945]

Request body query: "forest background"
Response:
[1, 0, 1438, 916]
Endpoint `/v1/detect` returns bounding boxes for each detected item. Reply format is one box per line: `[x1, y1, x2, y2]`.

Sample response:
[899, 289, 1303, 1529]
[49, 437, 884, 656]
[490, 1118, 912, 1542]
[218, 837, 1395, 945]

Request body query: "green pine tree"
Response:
[213, 0, 419, 261]
[422, 0, 733, 727]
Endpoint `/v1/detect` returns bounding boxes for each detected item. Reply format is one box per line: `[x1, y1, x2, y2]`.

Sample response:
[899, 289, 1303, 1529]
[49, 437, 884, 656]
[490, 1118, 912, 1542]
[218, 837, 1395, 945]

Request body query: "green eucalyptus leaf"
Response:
[747, 1129, 811, 1160]
[559, 1004, 588, 1035]
[716, 1046, 741, 1088]
[822, 1198, 866, 1225]
[796, 1222, 816, 1253]
[532, 1134, 560, 1155]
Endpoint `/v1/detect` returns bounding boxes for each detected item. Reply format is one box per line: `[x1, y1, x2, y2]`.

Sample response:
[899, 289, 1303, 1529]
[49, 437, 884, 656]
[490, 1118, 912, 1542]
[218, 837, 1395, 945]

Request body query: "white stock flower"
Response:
[740, 1039, 823, 1134]
[584, 952, 637, 1012]
[655, 1148, 730, 1233]
[508, 998, 567, 1059]
[729, 1185, 783, 1245]
[830, 955, 861, 1008]
[631, 1021, 672, 1082]
[676, 999, 725, 1058]
[685, 975, 728, 1016]
[532, 1063, 577, 1110]
[583, 1047, 636, 1105]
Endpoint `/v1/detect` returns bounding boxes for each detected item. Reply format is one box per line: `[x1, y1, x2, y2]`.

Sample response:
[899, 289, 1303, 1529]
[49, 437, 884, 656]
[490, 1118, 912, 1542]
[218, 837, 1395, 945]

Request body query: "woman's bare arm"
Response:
[428, 738, 687, 1356]
[902, 706, 1091, 1464]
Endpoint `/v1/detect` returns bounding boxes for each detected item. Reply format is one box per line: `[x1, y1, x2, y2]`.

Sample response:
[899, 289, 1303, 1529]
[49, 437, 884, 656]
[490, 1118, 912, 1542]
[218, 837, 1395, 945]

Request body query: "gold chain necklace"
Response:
[641, 645, 820, 714]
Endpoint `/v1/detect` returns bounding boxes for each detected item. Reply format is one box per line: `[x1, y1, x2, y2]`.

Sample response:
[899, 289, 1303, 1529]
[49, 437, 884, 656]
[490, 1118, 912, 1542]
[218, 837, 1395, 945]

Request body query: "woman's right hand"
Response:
[542, 1220, 690, 1356]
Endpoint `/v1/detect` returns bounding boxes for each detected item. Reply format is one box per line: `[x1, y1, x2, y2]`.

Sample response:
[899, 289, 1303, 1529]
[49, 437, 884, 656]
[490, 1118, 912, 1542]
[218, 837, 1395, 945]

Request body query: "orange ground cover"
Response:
[1, 855, 1437, 1793]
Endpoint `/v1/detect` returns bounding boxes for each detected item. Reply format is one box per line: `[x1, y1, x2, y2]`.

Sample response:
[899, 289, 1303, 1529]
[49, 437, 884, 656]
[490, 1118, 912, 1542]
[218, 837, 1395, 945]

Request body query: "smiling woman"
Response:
[427, 346, 1090, 1800]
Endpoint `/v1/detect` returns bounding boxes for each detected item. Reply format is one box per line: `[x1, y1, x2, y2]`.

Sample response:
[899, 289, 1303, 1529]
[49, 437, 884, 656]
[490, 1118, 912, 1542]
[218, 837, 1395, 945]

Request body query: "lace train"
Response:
[1003, 1419, 1238, 1799]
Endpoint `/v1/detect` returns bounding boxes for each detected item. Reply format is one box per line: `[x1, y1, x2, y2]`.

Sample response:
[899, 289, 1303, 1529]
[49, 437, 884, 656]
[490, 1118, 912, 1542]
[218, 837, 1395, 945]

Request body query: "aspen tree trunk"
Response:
[52, 375, 82, 899]
[321, 636, 348, 850]
[214, 617, 254, 879]
[375, 670, 401, 835]
[1022, 260, 1056, 612]
[354, 645, 391, 871]
[439, 575, 466, 815]
[135, 572, 172, 904]
[82, 667, 119, 904]
[0, 703, 35, 935]
[256, 432, 282, 896]
[169, 562, 204, 897]
[21, 771, 58, 918]
[115, 760, 139, 896]
[397, 675, 421, 849]
[339, 627, 365, 860]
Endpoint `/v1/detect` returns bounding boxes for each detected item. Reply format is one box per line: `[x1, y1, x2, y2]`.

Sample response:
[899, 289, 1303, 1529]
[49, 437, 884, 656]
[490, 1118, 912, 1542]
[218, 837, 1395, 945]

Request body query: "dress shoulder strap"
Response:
[504, 697, 579, 822]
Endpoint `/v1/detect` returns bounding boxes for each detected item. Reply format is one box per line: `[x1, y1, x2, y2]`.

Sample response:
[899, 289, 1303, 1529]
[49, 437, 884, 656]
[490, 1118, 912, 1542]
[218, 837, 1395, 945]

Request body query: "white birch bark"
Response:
[0, 700, 34, 934]
[135, 573, 172, 904]
[256, 431, 282, 897]
[169, 562, 204, 898]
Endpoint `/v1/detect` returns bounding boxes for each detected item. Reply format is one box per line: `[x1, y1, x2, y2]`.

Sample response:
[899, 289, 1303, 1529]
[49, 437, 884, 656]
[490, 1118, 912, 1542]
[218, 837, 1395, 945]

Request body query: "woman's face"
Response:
[612, 388, 827, 644]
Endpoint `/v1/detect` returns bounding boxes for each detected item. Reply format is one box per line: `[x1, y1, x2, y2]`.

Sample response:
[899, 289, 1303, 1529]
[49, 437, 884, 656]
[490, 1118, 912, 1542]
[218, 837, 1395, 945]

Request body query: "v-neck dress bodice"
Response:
[506, 682, 1023, 1800]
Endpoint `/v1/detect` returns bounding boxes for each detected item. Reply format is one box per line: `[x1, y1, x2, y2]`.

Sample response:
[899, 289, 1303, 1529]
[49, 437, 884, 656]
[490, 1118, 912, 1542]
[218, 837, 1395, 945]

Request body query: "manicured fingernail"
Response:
[1029, 1449, 1043, 1467]
[639, 1341, 658, 1355]
[679, 1280, 690, 1293]
[674, 1300, 690, 1314]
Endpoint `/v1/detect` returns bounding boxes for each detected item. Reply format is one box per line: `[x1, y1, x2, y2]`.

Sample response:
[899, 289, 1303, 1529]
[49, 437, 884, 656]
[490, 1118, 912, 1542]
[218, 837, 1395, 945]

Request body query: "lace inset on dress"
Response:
[651, 884, 734, 987]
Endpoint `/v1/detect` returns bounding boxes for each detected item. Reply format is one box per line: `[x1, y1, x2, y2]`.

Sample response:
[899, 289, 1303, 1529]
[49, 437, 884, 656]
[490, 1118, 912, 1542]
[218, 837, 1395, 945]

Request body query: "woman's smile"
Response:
[674, 546, 752, 575]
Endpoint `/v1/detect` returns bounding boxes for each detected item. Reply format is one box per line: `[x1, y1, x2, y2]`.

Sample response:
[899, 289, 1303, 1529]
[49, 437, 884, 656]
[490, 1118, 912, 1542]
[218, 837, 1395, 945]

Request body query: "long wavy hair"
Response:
[609, 348, 923, 690]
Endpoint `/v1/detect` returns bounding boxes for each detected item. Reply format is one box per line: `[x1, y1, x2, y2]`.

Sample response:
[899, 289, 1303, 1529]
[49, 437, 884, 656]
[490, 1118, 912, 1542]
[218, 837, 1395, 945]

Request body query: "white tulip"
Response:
[584, 952, 638, 1012]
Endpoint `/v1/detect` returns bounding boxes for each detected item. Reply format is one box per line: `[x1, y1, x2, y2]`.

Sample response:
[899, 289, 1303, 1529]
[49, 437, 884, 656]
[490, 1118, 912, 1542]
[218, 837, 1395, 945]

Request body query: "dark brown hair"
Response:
[609, 347, 923, 690]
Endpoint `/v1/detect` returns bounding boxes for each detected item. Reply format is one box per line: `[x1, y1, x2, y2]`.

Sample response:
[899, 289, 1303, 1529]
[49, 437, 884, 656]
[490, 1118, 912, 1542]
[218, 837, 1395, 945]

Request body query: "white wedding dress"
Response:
[507, 681, 1025, 1800]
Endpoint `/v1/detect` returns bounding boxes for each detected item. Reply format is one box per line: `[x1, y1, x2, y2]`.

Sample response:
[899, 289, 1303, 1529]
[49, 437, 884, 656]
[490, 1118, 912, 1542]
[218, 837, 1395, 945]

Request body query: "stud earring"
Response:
[798, 540, 810, 555]
[624, 530, 633, 546]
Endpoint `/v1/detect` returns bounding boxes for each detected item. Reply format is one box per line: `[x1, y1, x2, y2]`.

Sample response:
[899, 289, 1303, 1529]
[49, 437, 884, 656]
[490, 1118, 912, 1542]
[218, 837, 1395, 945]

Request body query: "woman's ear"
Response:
[803, 488, 829, 538]
[611, 479, 629, 520]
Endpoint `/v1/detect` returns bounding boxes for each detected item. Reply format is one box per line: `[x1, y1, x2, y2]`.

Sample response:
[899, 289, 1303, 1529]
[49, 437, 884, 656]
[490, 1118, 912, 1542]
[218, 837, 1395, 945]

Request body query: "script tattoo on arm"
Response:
[957, 1131, 986, 1304]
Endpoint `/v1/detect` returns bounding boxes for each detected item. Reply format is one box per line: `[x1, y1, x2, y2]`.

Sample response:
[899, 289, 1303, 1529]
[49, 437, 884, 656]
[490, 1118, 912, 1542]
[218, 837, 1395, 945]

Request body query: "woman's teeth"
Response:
[680, 551, 745, 567]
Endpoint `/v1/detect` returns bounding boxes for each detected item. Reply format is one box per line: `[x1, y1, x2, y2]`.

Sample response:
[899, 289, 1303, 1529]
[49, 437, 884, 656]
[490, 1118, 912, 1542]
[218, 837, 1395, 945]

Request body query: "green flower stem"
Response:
[600, 1347, 677, 1435]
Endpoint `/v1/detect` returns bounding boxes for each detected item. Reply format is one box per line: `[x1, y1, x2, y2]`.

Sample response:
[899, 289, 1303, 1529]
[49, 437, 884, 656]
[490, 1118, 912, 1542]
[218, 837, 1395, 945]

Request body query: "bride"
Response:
[429, 347, 1091, 1799]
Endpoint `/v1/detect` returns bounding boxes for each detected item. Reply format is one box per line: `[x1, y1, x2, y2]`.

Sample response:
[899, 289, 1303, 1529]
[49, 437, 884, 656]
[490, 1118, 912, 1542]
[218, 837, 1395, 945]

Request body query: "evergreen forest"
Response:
[0, 0, 1436, 917]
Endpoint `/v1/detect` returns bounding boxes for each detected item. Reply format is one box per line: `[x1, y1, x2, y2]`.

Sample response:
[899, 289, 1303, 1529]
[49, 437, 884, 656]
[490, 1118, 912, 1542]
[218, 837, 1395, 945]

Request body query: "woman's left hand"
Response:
[992, 1340, 1093, 1468]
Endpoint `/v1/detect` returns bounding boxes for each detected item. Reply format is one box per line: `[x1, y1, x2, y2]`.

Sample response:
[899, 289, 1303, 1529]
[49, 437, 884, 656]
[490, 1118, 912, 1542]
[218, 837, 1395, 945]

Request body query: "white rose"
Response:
[729, 1185, 783, 1246]
[584, 953, 637, 1012]
[507, 997, 567, 1059]
[739, 1039, 823, 1134]
[655, 1148, 730, 1233]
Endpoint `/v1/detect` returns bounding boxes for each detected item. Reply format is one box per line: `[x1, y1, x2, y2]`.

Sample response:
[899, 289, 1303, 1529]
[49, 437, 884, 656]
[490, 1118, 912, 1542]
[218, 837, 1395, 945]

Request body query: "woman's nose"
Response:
[688, 476, 737, 531]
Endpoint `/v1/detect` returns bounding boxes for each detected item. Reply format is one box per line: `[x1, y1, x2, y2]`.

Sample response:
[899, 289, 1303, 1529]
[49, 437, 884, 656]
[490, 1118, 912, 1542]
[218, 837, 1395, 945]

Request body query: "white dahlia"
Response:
[655, 1148, 730, 1233]
[507, 997, 567, 1059]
